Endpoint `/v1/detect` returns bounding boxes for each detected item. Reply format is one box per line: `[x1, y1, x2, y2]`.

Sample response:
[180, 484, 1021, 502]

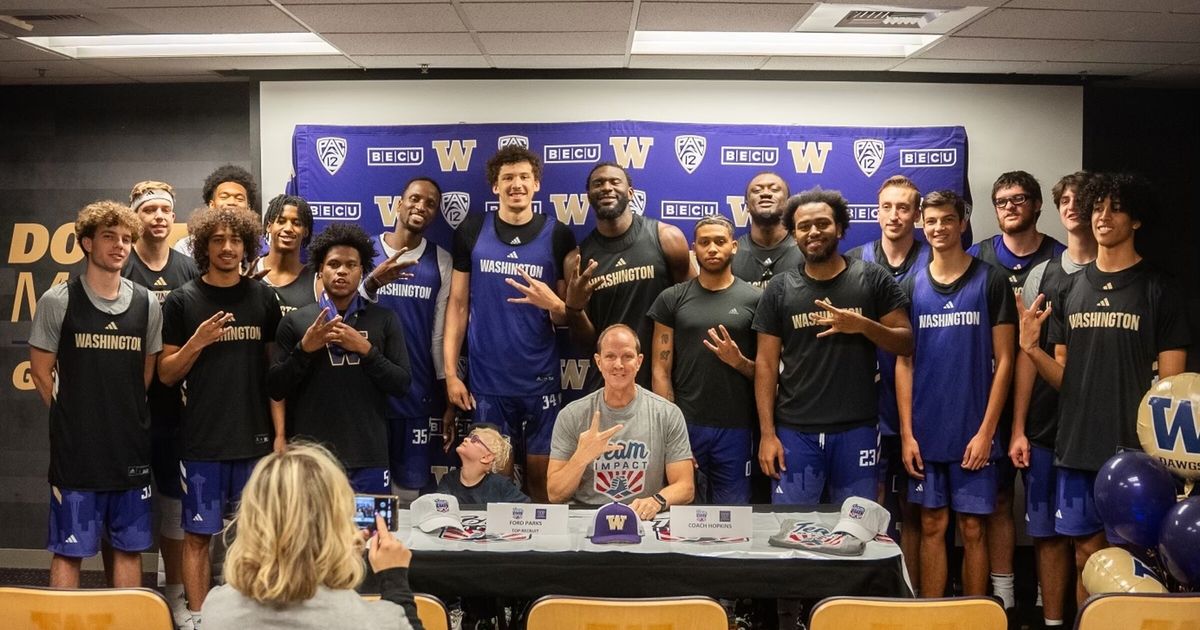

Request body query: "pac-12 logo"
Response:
[498, 135, 529, 150]
[440, 192, 470, 229]
[317, 136, 348, 176]
[630, 189, 647, 215]
[853, 139, 885, 178]
[675, 135, 706, 174]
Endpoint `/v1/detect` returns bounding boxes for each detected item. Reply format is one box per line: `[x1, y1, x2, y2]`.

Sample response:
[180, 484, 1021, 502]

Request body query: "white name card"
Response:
[668, 505, 753, 539]
[485, 503, 569, 536]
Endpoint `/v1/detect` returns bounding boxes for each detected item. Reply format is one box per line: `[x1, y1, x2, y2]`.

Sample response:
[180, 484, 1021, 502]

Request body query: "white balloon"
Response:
[1137, 372, 1200, 481]
[1083, 547, 1167, 595]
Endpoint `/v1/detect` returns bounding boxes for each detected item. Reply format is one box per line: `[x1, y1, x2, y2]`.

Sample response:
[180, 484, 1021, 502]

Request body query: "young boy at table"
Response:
[436, 424, 529, 505]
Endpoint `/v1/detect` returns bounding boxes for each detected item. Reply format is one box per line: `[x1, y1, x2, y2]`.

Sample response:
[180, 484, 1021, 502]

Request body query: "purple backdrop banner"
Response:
[289, 120, 969, 401]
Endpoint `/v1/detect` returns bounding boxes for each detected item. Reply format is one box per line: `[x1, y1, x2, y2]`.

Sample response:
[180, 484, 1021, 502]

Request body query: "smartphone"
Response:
[354, 494, 399, 533]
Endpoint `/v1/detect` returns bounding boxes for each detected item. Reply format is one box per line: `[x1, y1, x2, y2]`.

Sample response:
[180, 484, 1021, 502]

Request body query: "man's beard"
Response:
[1000, 211, 1038, 235]
[592, 193, 629, 221]
[749, 206, 783, 227]
[802, 238, 839, 263]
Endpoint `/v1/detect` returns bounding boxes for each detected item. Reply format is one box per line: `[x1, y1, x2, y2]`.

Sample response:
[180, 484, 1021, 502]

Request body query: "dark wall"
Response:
[0, 83, 252, 549]
[1083, 84, 1200, 371]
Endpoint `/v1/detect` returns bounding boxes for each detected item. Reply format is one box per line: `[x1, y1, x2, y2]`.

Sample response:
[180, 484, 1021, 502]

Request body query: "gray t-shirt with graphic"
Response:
[550, 385, 692, 505]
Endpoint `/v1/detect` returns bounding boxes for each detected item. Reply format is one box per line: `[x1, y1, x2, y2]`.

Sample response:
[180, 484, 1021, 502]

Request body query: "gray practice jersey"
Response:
[550, 386, 692, 505]
[29, 277, 163, 355]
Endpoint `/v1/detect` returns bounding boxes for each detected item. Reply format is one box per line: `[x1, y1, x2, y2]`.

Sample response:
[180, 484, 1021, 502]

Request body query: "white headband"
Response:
[130, 190, 175, 212]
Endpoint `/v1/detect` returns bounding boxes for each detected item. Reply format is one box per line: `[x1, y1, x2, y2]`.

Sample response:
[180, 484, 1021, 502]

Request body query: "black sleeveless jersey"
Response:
[122, 248, 199, 433]
[266, 273, 316, 315]
[579, 214, 673, 389]
[1025, 255, 1073, 449]
[50, 278, 151, 490]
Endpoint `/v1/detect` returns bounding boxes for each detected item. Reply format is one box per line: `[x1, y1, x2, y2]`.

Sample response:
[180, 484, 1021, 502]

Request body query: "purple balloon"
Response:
[1158, 497, 1200, 586]
[1093, 451, 1178, 549]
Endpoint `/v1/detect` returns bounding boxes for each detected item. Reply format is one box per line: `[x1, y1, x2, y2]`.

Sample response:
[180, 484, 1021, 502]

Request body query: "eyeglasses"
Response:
[466, 433, 492, 454]
[992, 194, 1030, 208]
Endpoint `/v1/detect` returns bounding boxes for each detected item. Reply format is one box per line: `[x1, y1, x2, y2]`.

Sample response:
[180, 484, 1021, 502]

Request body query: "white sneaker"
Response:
[176, 618, 194, 630]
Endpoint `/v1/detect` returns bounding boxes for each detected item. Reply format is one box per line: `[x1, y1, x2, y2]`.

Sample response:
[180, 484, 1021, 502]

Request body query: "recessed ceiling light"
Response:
[632, 31, 941, 57]
[18, 33, 338, 59]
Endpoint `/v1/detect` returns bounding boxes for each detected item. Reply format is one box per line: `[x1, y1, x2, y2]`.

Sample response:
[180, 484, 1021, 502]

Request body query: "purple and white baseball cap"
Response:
[833, 496, 891, 542]
[588, 503, 642, 544]
[410, 493, 463, 533]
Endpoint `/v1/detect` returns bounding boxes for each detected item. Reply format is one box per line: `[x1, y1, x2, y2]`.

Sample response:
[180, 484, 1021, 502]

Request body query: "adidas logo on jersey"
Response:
[763, 257, 773, 266]
[943, 301, 955, 310]
[728, 308, 739, 315]
[1102, 282, 1114, 291]
[507, 251, 519, 259]
[510, 237, 522, 245]
[105, 321, 118, 330]
[1097, 298, 1111, 307]
[153, 277, 168, 287]
[1009, 275, 1018, 285]
[65, 534, 78, 544]
[774, 486, 783, 494]
[192, 513, 204, 522]
[1055, 509, 1063, 519]
[615, 257, 627, 267]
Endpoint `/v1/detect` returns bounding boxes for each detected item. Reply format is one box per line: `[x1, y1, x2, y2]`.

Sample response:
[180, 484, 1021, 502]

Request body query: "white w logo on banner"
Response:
[675, 135, 706, 174]
[317, 137, 347, 176]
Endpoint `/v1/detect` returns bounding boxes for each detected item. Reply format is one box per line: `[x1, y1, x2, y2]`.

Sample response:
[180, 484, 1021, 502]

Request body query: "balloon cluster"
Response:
[1084, 373, 1200, 594]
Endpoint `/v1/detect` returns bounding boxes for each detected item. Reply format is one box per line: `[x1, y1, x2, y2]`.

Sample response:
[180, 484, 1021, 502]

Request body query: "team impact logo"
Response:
[675, 135, 706, 174]
[317, 136, 348, 176]
[498, 134, 529, 150]
[853, 139, 885, 178]
[440, 191, 470, 229]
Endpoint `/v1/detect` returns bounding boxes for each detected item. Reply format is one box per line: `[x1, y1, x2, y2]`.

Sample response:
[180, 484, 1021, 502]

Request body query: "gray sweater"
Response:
[202, 568, 420, 630]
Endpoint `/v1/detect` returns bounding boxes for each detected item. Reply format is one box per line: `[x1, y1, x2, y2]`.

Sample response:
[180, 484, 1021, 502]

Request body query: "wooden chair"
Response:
[809, 595, 1006, 630]
[362, 591, 449, 630]
[414, 593, 450, 630]
[525, 595, 727, 630]
[0, 586, 173, 630]
[1075, 592, 1200, 630]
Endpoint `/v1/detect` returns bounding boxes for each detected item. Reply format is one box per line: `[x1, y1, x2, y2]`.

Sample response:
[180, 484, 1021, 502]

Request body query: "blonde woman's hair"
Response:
[471, 426, 513, 476]
[224, 442, 365, 606]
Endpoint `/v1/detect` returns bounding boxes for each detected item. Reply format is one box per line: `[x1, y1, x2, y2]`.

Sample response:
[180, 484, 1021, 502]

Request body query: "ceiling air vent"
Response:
[836, 10, 940, 30]
[14, 14, 87, 22]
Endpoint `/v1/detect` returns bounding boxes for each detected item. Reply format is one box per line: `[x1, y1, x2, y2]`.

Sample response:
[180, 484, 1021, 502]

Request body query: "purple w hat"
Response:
[588, 502, 642, 544]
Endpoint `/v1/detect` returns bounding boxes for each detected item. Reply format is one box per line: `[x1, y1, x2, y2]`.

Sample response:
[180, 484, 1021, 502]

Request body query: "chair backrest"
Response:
[525, 595, 727, 630]
[1075, 592, 1200, 630]
[0, 586, 173, 630]
[809, 596, 1006, 630]
[415, 593, 450, 630]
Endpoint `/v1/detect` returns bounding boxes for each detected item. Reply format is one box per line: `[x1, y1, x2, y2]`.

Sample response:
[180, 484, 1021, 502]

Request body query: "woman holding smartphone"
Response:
[201, 442, 422, 630]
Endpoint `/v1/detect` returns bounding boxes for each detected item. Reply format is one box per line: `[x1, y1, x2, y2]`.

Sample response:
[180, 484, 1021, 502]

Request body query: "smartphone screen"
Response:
[354, 494, 398, 533]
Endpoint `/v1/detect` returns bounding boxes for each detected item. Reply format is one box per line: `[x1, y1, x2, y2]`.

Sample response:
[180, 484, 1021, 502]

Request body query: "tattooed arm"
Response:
[651, 322, 675, 402]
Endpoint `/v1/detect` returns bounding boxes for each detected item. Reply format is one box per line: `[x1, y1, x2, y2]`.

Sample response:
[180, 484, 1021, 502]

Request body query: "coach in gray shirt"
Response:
[548, 324, 694, 520]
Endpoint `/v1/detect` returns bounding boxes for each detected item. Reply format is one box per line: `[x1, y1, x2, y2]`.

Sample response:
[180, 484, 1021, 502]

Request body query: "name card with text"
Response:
[668, 506, 753, 539]
[486, 503, 569, 536]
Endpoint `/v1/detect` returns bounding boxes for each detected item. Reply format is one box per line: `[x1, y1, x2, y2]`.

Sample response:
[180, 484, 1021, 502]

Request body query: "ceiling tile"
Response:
[1033, 61, 1167, 76]
[108, 6, 304, 33]
[0, 58, 123, 79]
[1067, 40, 1200, 64]
[491, 54, 625, 68]
[86, 1, 272, 7]
[353, 54, 489, 68]
[323, 32, 480, 55]
[0, 38, 70, 62]
[285, 3, 466, 33]
[0, 11, 152, 35]
[1122, 12, 1200, 42]
[629, 54, 767, 69]
[0, 1, 97, 10]
[918, 37, 1090, 62]
[1127, 63, 1200, 83]
[890, 58, 1044, 74]
[88, 55, 356, 74]
[636, 2, 811, 32]
[477, 31, 627, 55]
[134, 74, 245, 83]
[956, 9, 1141, 40]
[462, 2, 632, 32]
[759, 56, 901, 71]
[1005, 0, 1200, 11]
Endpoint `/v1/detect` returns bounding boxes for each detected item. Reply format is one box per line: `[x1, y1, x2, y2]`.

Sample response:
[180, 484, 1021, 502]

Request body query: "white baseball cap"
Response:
[833, 496, 891, 542]
[410, 493, 463, 533]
